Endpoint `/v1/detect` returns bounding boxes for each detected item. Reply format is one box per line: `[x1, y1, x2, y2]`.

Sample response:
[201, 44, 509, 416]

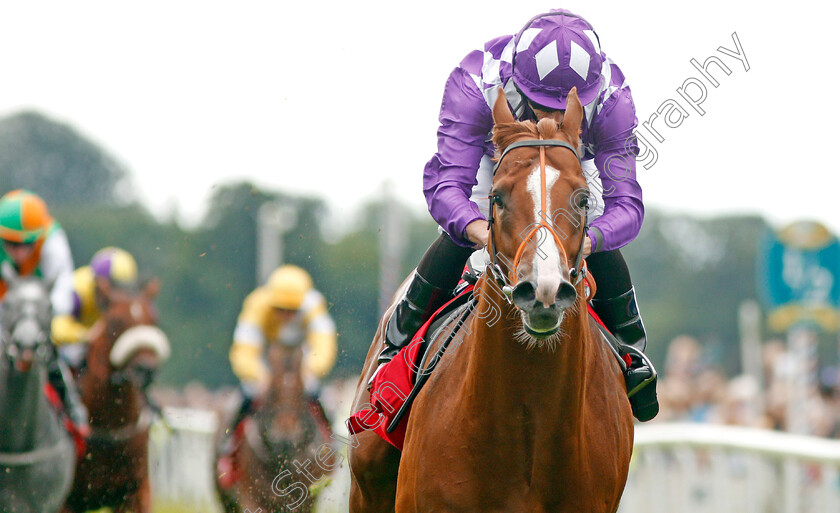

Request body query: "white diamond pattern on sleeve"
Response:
[569, 40, 590, 81]
[483, 49, 502, 85]
[535, 40, 560, 80]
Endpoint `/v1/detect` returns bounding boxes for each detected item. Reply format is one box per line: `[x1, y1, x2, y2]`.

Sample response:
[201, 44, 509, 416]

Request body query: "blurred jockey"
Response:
[0, 190, 88, 432]
[224, 264, 337, 445]
[378, 9, 658, 421]
[52, 246, 139, 368]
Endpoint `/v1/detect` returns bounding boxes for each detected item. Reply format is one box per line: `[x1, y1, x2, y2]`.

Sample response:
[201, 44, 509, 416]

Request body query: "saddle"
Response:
[348, 285, 474, 450]
[348, 258, 631, 451]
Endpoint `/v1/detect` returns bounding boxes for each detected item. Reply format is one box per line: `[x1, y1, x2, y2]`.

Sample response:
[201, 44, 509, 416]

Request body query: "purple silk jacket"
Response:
[423, 35, 643, 253]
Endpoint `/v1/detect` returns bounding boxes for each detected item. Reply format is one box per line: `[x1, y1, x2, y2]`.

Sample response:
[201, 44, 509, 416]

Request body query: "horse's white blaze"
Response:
[130, 301, 144, 322]
[110, 325, 171, 367]
[526, 164, 563, 307]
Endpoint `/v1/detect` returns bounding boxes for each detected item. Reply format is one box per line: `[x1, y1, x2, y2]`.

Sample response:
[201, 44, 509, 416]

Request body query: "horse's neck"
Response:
[268, 373, 305, 410]
[0, 361, 55, 452]
[465, 282, 592, 419]
[269, 349, 304, 404]
[81, 351, 143, 428]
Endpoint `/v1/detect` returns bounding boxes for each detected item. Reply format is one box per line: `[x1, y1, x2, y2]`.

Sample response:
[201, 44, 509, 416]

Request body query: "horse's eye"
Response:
[491, 194, 504, 209]
[577, 194, 589, 211]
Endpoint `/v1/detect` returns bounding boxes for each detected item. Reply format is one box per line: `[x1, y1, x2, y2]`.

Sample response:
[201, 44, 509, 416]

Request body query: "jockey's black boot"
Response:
[218, 389, 254, 457]
[47, 348, 90, 434]
[591, 287, 659, 422]
[224, 389, 254, 445]
[379, 272, 453, 365]
[232, 391, 254, 430]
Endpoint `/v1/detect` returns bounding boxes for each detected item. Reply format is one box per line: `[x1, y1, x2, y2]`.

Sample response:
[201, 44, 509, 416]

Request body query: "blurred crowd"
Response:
[653, 335, 840, 438]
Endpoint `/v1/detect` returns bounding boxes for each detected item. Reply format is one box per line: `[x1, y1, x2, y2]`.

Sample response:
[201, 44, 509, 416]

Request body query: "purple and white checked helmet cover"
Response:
[512, 9, 604, 110]
[90, 246, 138, 289]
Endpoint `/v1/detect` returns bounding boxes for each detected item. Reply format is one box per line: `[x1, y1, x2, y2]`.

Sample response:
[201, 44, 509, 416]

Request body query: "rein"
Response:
[487, 137, 589, 297]
[0, 440, 70, 466]
[88, 408, 154, 444]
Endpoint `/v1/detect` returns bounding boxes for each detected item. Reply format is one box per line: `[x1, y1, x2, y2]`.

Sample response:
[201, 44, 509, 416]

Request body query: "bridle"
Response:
[486, 137, 589, 299]
[0, 281, 53, 369]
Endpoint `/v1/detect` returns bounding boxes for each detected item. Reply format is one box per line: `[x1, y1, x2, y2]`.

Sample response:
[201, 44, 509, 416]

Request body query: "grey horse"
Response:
[0, 263, 75, 513]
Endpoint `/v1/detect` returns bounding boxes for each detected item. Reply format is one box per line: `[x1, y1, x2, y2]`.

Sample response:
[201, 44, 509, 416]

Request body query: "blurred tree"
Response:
[53, 201, 238, 387]
[623, 212, 770, 375]
[184, 182, 332, 386]
[0, 111, 129, 206]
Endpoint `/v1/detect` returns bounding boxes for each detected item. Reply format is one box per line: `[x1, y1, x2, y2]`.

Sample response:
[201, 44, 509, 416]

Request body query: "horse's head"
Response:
[0, 262, 53, 372]
[257, 341, 313, 452]
[92, 276, 170, 388]
[488, 87, 589, 345]
[267, 340, 304, 390]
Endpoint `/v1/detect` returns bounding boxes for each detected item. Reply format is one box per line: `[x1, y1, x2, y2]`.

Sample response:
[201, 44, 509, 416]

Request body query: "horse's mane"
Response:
[492, 118, 565, 156]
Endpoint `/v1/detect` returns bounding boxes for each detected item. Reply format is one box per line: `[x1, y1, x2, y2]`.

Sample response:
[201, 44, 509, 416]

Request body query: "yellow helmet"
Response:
[267, 265, 313, 310]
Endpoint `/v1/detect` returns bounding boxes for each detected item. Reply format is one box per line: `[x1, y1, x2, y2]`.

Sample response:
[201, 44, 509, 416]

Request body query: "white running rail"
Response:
[148, 405, 352, 512]
[149, 406, 222, 512]
[619, 423, 840, 513]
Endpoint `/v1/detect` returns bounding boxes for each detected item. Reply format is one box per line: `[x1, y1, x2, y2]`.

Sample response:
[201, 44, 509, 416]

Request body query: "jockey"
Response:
[52, 246, 139, 367]
[226, 264, 337, 438]
[378, 9, 658, 421]
[0, 190, 89, 432]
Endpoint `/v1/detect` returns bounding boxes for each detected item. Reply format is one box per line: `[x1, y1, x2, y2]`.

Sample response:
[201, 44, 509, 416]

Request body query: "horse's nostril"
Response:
[512, 281, 537, 309]
[555, 281, 577, 309]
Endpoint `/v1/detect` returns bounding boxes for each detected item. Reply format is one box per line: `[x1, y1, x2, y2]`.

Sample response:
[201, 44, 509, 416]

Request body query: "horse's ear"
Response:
[143, 277, 161, 300]
[560, 87, 583, 145]
[1, 261, 18, 284]
[492, 87, 515, 126]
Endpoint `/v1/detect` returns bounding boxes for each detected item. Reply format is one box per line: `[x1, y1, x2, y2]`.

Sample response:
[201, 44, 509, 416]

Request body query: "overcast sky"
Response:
[2, 0, 837, 235]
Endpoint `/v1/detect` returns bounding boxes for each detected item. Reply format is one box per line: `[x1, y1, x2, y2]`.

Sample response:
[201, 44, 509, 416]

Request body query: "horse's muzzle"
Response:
[511, 279, 577, 310]
[512, 279, 577, 338]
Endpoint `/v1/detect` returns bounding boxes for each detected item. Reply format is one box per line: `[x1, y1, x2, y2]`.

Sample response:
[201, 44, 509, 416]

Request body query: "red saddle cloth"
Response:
[347, 287, 474, 450]
[348, 300, 621, 451]
[216, 420, 248, 490]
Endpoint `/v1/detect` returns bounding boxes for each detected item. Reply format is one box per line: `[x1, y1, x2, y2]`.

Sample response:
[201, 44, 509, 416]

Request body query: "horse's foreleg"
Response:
[349, 431, 401, 513]
[215, 485, 242, 513]
[111, 477, 150, 513]
[137, 477, 152, 513]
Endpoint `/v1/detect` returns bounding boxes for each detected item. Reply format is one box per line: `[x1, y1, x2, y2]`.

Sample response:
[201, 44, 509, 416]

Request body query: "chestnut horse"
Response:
[216, 342, 326, 513]
[349, 88, 634, 512]
[62, 278, 170, 513]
